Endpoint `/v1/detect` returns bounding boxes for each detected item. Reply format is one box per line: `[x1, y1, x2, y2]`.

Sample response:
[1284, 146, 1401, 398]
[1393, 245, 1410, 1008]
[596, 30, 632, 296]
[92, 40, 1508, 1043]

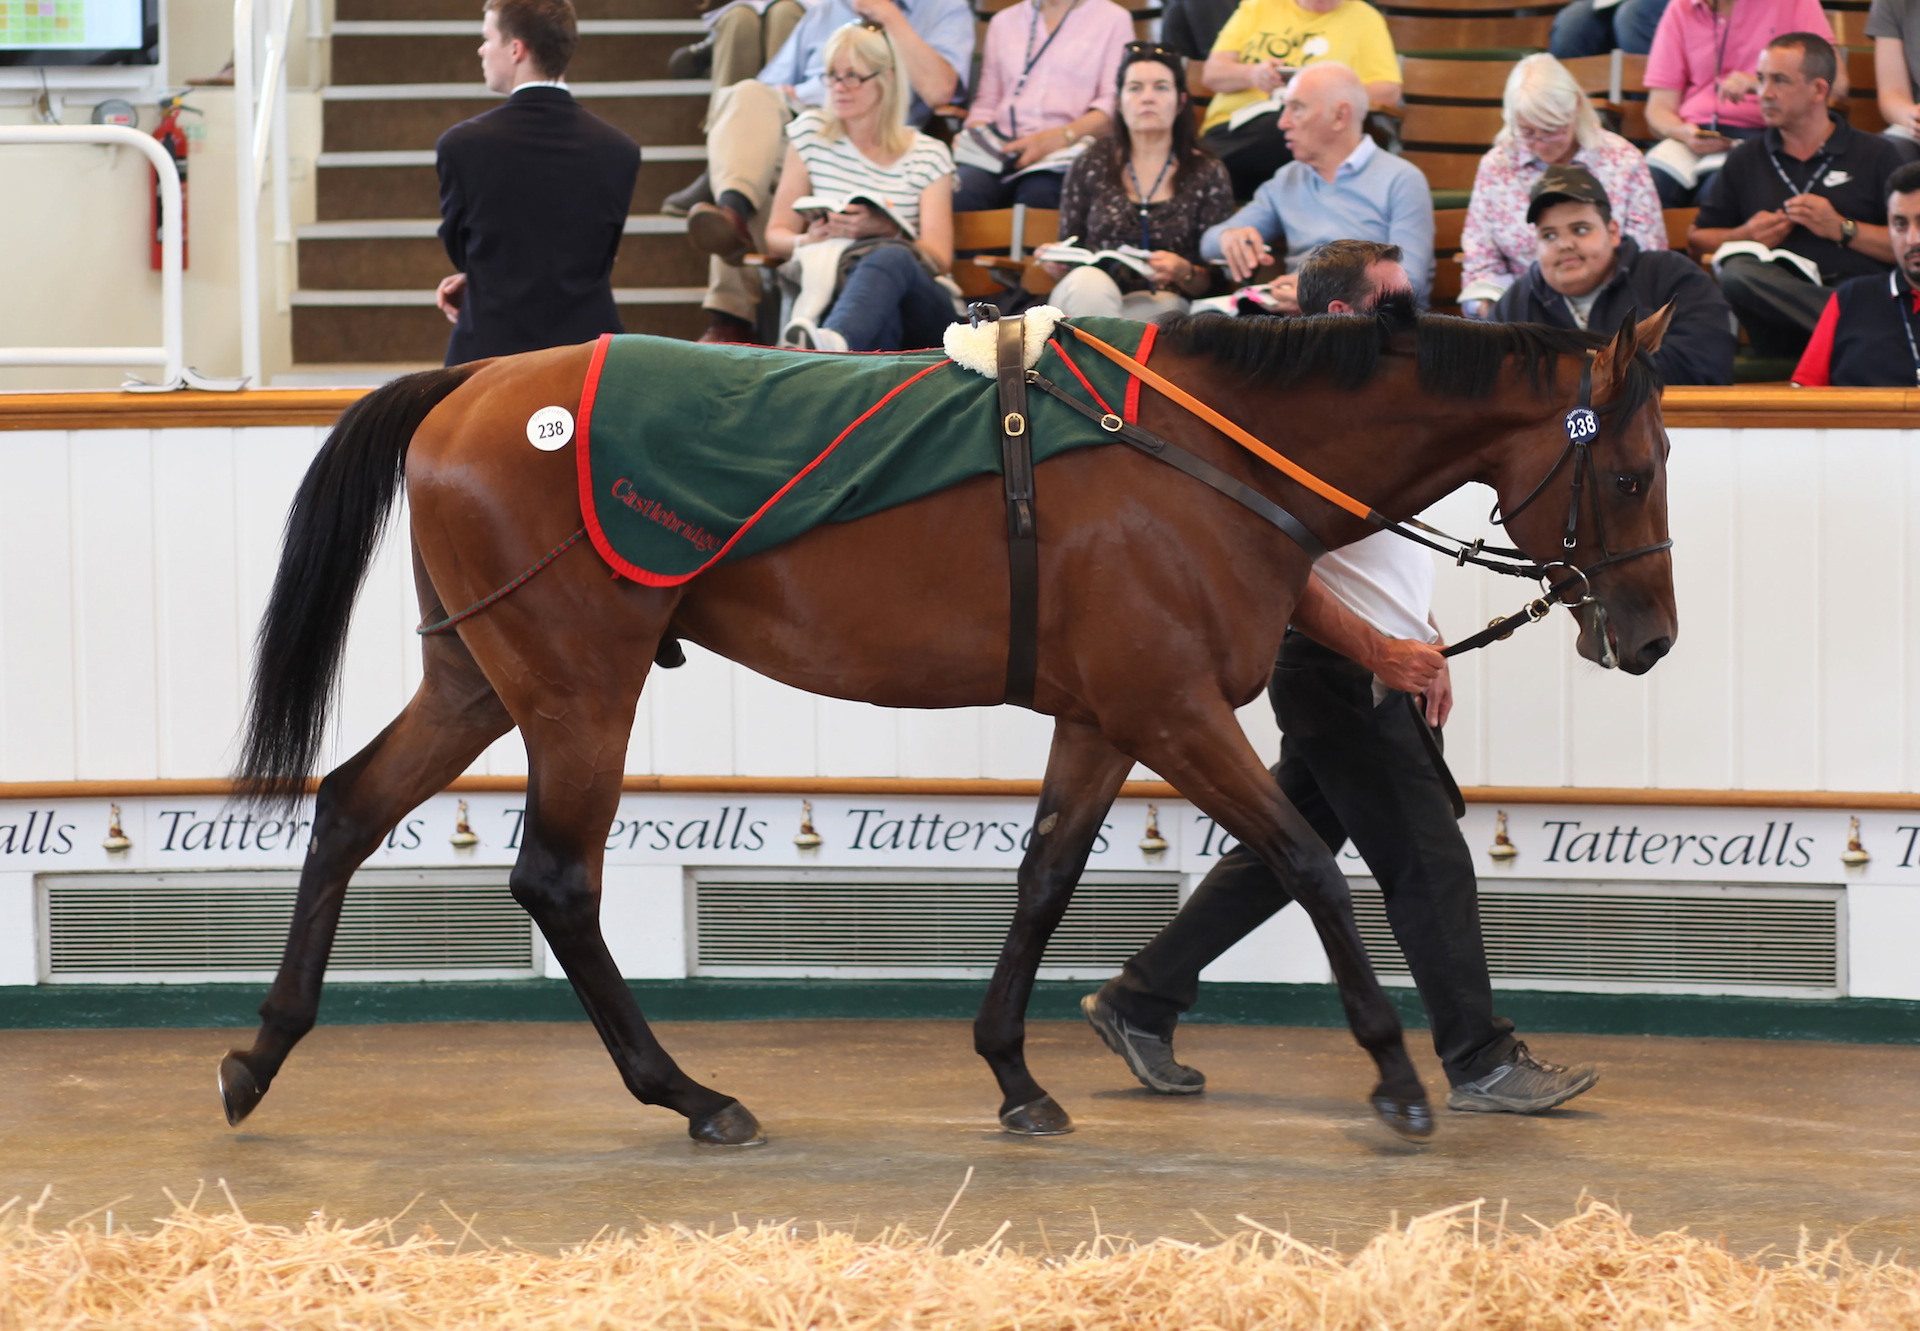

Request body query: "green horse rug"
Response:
[575, 313, 1158, 585]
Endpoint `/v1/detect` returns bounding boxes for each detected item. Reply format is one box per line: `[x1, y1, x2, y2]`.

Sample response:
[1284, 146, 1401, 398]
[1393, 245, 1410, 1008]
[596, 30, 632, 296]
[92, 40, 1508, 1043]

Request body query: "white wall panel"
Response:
[152, 428, 243, 776]
[733, 667, 817, 774]
[644, 642, 734, 775]
[1652, 427, 1736, 788]
[816, 696, 898, 776]
[1816, 430, 1906, 792]
[69, 430, 159, 776]
[1733, 430, 1822, 789]
[897, 708, 984, 778]
[0, 431, 78, 781]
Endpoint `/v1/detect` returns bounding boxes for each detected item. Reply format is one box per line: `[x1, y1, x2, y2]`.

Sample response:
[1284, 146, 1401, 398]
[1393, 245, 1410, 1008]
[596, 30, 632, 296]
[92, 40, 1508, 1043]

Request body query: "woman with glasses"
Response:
[953, 0, 1133, 211]
[1458, 53, 1667, 318]
[1045, 42, 1235, 319]
[762, 22, 958, 351]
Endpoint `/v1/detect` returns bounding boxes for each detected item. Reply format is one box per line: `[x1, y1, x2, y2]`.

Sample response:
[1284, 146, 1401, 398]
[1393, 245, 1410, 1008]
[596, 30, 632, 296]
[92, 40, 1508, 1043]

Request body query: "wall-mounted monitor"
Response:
[0, 0, 160, 67]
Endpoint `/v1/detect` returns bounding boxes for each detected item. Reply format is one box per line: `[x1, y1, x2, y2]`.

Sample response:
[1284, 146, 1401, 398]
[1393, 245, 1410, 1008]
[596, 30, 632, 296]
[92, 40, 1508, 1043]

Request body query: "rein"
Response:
[1059, 323, 1672, 666]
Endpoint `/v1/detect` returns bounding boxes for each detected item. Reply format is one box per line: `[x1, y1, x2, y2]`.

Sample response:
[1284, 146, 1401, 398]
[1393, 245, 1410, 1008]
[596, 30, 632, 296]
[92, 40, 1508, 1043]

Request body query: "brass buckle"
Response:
[1099, 413, 1123, 433]
[1004, 412, 1026, 437]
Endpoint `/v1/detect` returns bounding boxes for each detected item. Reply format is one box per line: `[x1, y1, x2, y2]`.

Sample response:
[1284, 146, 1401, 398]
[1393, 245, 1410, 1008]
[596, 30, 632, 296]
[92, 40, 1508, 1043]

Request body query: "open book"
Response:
[1225, 85, 1290, 133]
[952, 125, 1089, 180]
[1190, 285, 1290, 317]
[1033, 239, 1157, 281]
[1645, 137, 1728, 191]
[792, 192, 917, 238]
[1709, 240, 1823, 285]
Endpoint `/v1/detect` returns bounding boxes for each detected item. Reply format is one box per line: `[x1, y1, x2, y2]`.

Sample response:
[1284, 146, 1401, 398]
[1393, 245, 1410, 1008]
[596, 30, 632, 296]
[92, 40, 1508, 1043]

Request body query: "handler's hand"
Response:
[1369, 636, 1446, 698]
[1218, 225, 1272, 282]
[434, 272, 466, 323]
[1421, 654, 1453, 728]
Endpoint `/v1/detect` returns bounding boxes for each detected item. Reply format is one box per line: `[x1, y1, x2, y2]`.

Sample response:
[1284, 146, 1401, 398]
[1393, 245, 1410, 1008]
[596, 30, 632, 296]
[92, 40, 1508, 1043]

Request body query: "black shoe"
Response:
[668, 34, 715, 79]
[1080, 991, 1204, 1095]
[1447, 1041, 1597, 1114]
[661, 170, 713, 218]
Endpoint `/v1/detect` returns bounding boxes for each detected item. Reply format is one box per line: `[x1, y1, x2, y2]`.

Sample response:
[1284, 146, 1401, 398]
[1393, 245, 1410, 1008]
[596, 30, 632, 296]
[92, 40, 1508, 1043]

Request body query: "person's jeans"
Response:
[953, 163, 1065, 212]
[1549, 0, 1670, 57]
[823, 244, 957, 350]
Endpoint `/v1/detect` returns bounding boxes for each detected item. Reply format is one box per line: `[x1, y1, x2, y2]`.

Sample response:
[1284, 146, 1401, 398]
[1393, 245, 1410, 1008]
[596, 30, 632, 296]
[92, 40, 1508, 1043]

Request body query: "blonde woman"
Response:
[762, 22, 957, 351]
[1458, 53, 1666, 318]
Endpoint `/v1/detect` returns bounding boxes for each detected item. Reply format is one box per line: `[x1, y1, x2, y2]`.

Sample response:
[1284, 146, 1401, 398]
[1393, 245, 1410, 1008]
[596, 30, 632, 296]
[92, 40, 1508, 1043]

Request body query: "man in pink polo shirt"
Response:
[1643, 0, 1839, 206]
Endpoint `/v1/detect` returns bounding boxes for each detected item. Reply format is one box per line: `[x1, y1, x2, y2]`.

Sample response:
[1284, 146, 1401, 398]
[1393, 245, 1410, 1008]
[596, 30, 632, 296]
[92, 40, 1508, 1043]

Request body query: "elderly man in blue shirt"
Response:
[684, 0, 975, 343]
[1202, 62, 1434, 314]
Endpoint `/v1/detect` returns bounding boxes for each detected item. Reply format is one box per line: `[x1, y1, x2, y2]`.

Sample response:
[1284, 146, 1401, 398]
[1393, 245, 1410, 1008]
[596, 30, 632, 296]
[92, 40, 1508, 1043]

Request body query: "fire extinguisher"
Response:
[151, 93, 199, 271]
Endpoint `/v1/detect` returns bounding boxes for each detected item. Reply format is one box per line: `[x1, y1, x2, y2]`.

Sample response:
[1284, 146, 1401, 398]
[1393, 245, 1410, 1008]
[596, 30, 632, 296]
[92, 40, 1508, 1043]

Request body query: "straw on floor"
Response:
[3, 1187, 1916, 1330]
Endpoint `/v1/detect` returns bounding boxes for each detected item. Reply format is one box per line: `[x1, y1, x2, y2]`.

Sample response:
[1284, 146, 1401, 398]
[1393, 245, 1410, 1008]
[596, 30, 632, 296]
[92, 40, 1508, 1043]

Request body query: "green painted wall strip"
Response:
[0, 980, 1914, 1044]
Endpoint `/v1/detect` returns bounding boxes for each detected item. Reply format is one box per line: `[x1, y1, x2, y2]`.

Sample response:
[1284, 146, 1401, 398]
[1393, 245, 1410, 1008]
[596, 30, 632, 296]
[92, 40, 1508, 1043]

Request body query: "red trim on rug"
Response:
[574, 333, 622, 577]
[1047, 337, 1115, 416]
[582, 357, 949, 588]
[1125, 322, 1158, 424]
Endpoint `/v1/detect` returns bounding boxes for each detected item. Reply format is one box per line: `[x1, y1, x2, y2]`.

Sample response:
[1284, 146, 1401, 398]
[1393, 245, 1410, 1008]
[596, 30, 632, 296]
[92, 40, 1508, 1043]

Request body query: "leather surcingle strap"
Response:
[996, 314, 1040, 708]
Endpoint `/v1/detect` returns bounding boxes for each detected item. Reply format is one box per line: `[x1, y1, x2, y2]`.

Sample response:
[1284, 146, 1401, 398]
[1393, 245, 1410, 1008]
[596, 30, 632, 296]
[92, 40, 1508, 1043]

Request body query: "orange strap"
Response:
[1066, 323, 1381, 523]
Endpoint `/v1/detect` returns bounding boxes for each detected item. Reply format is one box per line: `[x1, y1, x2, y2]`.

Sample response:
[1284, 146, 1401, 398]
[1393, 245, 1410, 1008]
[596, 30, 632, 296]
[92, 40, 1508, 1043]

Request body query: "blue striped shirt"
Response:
[1199, 138, 1436, 303]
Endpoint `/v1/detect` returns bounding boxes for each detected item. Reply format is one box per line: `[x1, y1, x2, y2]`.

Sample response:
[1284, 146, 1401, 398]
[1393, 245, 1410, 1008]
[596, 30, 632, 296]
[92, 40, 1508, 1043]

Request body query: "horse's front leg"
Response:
[1128, 702, 1431, 1140]
[976, 718, 1134, 1135]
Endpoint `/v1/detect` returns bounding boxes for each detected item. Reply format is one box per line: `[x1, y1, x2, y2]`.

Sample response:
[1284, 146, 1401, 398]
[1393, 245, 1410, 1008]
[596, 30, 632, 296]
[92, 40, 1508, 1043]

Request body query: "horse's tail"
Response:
[235, 363, 481, 807]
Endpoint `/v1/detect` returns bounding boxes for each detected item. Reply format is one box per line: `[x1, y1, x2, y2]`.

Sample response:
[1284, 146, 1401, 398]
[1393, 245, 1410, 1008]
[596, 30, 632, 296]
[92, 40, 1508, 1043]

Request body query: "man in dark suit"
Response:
[435, 0, 641, 365]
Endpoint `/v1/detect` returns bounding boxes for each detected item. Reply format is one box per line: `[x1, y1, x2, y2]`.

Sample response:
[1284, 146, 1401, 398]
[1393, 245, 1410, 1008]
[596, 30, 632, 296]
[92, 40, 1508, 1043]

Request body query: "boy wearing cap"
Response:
[1495, 163, 1737, 385]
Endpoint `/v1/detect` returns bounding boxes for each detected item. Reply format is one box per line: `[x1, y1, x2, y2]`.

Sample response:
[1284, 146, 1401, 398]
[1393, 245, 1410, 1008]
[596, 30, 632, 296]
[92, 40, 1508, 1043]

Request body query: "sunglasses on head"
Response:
[1122, 40, 1183, 64]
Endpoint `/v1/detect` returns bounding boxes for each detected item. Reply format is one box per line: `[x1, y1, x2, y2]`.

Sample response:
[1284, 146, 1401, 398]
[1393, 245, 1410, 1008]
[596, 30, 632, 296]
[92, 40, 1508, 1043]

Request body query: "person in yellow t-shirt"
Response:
[1199, 0, 1401, 197]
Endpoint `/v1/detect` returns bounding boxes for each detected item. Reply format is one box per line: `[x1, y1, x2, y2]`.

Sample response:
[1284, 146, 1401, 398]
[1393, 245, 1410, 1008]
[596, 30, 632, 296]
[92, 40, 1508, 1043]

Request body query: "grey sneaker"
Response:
[1447, 1042, 1597, 1113]
[1080, 991, 1205, 1095]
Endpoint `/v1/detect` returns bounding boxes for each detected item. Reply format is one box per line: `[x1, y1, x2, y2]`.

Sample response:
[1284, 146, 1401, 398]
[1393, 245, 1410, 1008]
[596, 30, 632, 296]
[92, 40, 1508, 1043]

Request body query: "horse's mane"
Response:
[1153, 297, 1658, 425]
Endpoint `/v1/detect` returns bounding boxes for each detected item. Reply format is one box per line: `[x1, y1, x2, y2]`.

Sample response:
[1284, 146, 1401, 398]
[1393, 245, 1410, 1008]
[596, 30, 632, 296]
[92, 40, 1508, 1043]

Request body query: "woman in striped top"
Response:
[763, 22, 959, 352]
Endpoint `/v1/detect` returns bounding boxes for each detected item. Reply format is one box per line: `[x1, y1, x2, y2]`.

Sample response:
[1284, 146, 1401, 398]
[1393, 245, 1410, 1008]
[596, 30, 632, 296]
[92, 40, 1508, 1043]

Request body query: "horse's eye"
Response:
[1615, 474, 1644, 497]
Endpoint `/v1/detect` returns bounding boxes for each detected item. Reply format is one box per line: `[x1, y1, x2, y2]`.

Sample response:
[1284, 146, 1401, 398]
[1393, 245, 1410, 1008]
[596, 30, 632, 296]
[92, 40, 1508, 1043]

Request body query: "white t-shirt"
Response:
[1311, 529, 1437, 645]
[786, 109, 954, 238]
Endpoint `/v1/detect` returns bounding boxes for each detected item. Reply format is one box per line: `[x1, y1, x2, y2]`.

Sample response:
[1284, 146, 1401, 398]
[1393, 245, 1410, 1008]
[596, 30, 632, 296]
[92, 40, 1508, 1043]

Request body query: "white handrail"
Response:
[234, 0, 299, 384]
[0, 125, 184, 387]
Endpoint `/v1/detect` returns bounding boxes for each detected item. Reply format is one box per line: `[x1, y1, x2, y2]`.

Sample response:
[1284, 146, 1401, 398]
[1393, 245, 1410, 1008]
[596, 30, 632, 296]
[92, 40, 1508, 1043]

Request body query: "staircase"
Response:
[290, 0, 712, 381]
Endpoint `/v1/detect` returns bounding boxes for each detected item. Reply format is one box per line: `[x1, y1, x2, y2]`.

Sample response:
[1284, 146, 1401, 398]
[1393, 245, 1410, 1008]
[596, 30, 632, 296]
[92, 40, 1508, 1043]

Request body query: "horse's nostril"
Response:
[1638, 636, 1673, 667]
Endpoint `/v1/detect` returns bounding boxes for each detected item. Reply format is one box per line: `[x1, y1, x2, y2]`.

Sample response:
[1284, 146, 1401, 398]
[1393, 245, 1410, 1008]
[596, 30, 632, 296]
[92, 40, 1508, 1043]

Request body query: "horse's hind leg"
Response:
[510, 698, 760, 1147]
[220, 628, 514, 1125]
[976, 719, 1133, 1135]
[1126, 703, 1431, 1140]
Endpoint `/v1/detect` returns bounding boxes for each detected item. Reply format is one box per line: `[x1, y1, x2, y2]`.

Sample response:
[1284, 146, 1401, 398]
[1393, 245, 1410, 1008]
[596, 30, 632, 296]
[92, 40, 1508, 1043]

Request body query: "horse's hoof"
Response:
[218, 1052, 266, 1127]
[1370, 1092, 1435, 1141]
[999, 1094, 1074, 1136]
[689, 1099, 766, 1147]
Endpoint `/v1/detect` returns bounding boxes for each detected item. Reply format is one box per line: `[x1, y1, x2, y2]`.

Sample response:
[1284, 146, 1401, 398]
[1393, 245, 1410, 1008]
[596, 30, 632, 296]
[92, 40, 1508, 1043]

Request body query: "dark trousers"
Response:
[1109, 633, 1517, 1086]
[953, 163, 1065, 212]
[1200, 114, 1294, 200]
[1716, 254, 1834, 359]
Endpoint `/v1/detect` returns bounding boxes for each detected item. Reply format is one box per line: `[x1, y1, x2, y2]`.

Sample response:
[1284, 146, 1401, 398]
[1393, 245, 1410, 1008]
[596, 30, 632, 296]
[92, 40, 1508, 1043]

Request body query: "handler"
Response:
[1082, 243, 1598, 1114]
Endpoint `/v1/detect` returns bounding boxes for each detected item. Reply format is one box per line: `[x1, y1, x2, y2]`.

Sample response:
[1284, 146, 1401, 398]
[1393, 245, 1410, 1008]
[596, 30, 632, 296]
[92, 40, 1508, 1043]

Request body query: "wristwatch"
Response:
[1840, 217, 1859, 246]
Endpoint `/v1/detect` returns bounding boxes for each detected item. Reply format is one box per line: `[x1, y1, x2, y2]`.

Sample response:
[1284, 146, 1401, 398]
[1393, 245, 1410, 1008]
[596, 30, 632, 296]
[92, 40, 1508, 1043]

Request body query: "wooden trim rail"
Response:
[3, 776, 1918, 810]
[1, 385, 1917, 433]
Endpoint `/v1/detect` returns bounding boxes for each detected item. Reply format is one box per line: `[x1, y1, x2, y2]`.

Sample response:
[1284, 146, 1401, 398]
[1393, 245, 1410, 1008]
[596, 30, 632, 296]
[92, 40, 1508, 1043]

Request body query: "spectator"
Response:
[683, 0, 973, 343]
[1792, 161, 1920, 383]
[1045, 41, 1235, 319]
[1160, 0, 1240, 86]
[1867, 0, 1920, 164]
[1550, 0, 1672, 60]
[1198, 0, 1401, 200]
[762, 22, 957, 351]
[1690, 33, 1898, 358]
[1296, 236, 1413, 312]
[1643, 0, 1838, 207]
[434, 0, 640, 365]
[1495, 164, 1735, 384]
[1459, 54, 1667, 317]
[663, 0, 811, 214]
[1200, 61, 1433, 312]
[953, 0, 1132, 211]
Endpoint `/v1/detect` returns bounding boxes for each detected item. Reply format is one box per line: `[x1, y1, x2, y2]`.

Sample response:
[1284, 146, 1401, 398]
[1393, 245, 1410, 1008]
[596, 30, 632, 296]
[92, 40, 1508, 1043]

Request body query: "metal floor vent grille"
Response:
[693, 868, 1182, 978]
[1351, 879, 1844, 997]
[42, 870, 539, 983]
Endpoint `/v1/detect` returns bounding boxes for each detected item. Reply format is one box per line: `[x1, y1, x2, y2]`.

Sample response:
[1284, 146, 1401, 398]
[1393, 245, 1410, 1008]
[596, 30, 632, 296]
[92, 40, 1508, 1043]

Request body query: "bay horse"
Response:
[222, 304, 1677, 1148]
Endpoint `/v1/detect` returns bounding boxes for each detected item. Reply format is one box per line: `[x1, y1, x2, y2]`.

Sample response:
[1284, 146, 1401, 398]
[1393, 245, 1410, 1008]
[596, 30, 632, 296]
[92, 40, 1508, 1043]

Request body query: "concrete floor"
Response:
[4, 1019, 1917, 1256]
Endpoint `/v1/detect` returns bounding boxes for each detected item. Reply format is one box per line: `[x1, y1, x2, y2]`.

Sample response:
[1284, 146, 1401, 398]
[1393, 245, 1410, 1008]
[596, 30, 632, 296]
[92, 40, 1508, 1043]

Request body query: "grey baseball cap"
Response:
[1527, 163, 1612, 222]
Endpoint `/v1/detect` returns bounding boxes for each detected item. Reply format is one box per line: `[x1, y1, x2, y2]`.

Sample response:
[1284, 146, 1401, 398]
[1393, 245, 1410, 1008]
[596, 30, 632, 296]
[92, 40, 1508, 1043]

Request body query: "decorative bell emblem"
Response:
[1841, 816, 1870, 867]
[794, 800, 823, 849]
[1487, 809, 1518, 862]
[102, 804, 132, 854]
[1138, 804, 1168, 854]
[449, 800, 480, 849]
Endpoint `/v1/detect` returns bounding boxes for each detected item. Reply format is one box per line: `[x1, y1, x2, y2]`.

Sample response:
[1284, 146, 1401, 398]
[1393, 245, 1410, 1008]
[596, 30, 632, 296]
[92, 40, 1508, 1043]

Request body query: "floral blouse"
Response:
[1459, 131, 1667, 302]
[1057, 147, 1236, 262]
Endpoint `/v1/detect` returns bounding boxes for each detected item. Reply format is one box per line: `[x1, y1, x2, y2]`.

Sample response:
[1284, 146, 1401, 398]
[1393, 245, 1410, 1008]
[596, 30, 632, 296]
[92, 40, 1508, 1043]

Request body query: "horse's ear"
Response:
[1635, 302, 1675, 356]
[1593, 312, 1639, 398]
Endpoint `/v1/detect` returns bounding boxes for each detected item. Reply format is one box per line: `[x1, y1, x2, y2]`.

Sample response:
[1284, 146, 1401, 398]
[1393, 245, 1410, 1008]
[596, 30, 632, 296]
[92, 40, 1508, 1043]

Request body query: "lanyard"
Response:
[1004, 0, 1075, 138]
[1125, 155, 1174, 250]
[1894, 270, 1920, 386]
[1709, 5, 1732, 132]
[1766, 143, 1831, 198]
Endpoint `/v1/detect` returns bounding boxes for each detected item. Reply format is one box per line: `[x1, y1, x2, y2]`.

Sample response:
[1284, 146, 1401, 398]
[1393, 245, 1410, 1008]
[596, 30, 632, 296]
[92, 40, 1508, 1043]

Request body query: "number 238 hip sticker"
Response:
[527, 405, 575, 451]
[1564, 407, 1597, 443]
